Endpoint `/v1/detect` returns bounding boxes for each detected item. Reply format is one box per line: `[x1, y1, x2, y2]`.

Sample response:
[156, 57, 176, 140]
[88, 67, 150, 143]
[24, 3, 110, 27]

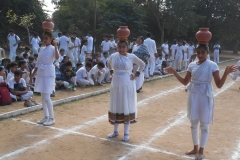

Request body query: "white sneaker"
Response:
[37, 117, 48, 124]
[122, 134, 129, 142]
[43, 118, 55, 126]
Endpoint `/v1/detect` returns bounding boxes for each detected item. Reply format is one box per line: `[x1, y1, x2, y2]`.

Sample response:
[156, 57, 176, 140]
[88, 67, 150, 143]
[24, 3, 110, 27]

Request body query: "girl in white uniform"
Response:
[30, 31, 59, 126]
[107, 41, 145, 141]
[166, 44, 236, 160]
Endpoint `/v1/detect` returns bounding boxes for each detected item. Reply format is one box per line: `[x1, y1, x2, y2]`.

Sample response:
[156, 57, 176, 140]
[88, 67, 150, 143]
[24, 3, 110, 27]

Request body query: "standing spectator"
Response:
[109, 34, 117, 55]
[129, 38, 137, 51]
[161, 40, 169, 59]
[80, 40, 88, 63]
[30, 33, 41, 55]
[144, 32, 157, 78]
[56, 32, 62, 46]
[174, 40, 184, 72]
[101, 35, 112, 57]
[87, 32, 93, 53]
[59, 31, 69, 55]
[213, 42, 221, 64]
[170, 40, 177, 69]
[67, 37, 76, 68]
[72, 32, 81, 64]
[7, 29, 21, 61]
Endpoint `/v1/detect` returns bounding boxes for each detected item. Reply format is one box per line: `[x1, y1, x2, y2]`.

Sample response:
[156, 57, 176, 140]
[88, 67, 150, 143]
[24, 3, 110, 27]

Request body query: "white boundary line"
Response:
[231, 140, 240, 160]
[0, 84, 184, 160]
[0, 61, 237, 160]
[118, 79, 236, 160]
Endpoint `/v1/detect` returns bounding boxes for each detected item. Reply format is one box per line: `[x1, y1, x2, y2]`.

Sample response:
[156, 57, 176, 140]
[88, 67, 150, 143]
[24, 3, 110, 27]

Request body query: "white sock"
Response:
[123, 122, 130, 141]
[108, 124, 119, 138]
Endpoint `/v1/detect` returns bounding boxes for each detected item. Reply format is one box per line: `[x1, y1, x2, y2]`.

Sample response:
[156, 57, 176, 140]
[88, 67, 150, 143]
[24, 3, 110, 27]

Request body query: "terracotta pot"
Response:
[117, 26, 130, 41]
[195, 28, 212, 44]
[42, 19, 54, 30]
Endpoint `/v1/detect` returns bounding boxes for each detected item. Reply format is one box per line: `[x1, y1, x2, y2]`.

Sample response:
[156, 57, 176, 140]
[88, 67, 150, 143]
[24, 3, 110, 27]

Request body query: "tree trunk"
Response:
[233, 39, 239, 54]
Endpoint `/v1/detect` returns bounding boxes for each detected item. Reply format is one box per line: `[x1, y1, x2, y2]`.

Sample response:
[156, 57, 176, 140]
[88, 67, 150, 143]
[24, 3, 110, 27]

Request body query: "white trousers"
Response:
[9, 46, 18, 61]
[63, 77, 77, 88]
[133, 64, 145, 90]
[148, 57, 155, 76]
[67, 52, 76, 68]
[76, 78, 90, 86]
[214, 52, 219, 64]
[41, 93, 54, 119]
[191, 120, 209, 148]
[103, 68, 111, 82]
[32, 47, 38, 55]
[175, 55, 183, 70]
[74, 51, 79, 64]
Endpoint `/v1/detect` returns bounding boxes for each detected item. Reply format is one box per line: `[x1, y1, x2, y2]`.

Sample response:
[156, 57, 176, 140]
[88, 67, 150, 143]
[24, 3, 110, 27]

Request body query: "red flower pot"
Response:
[196, 28, 212, 44]
[42, 19, 54, 30]
[117, 26, 130, 41]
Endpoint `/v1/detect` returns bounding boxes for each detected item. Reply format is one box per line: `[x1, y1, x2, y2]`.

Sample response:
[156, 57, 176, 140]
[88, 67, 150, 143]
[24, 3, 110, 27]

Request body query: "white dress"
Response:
[187, 60, 219, 124]
[107, 52, 145, 124]
[34, 45, 55, 94]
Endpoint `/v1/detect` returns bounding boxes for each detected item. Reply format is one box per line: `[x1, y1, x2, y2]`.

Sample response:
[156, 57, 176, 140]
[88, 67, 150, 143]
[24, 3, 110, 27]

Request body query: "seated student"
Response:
[20, 46, 30, 58]
[58, 49, 65, 63]
[23, 53, 29, 62]
[8, 70, 38, 107]
[62, 61, 77, 91]
[28, 56, 35, 75]
[59, 56, 69, 74]
[18, 60, 30, 83]
[154, 53, 165, 75]
[82, 58, 93, 67]
[76, 62, 92, 86]
[101, 52, 111, 83]
[0, 66, 6, 82]
[75, 62, 83, 72]
[33, 54, 38, 64]
[6, 62, 18, 83]
[89, 62, 105, 86]
[15, 56, 24, 64]
[1, 58, 11, 76]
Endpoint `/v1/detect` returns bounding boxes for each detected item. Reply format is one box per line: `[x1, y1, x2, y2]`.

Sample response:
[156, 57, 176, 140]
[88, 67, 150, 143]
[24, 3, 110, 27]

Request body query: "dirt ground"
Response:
[0, 59, 240, 160]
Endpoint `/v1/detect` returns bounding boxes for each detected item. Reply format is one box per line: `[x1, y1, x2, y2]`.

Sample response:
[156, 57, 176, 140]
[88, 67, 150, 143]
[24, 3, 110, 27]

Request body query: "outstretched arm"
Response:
[165, 67, 191, 86]
[213, 65, 237, 88]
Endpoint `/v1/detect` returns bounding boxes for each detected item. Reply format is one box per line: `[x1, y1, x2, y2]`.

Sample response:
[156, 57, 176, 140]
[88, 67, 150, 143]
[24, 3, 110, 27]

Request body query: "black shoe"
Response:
[11, 98, 17, 102]
[50, 91, 55, 97]
[137, 87, 142, 93]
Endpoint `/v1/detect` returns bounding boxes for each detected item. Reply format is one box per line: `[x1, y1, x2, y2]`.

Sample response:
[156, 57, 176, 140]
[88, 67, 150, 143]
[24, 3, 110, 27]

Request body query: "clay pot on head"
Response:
[117, 26, 130, 41]
[42, 19, 54, 30]
[195, 28, 212, 45]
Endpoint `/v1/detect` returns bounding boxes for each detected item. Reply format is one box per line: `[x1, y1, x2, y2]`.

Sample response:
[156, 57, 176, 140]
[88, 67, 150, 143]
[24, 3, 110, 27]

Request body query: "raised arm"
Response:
[165, 67, 191, 86]
[213, 65, 237, 88]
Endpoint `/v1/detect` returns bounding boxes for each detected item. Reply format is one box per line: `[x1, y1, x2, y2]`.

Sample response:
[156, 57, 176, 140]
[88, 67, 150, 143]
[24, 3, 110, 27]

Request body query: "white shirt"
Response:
[170, 44, 177, 55]
[76, 67, 87, 79]
[183, 45, 188, 53]
[81, 45, 87, 56]
[31, 37, 40, 50]
[67, 41, 75, 55]
[161, 43, 169, 54]
[74, 37, 81, 53]
[8, 34, 20, 47]
[0, 76, 5, 83]
[175, 45, 184, 56]
[156, 58, 165, 66]
[144, 38, 157, 57]
[8, 77, 27, 90]
[90, 65, 100, 75]
[59, 35, 69, 51]
[213, 44, 221, 53]
[101, 41, 112, 52]
[188, 45, 195, 55]
[6, 71, 14, 83]
[101, 57, 109, 67]
[87, 36, 93, 52]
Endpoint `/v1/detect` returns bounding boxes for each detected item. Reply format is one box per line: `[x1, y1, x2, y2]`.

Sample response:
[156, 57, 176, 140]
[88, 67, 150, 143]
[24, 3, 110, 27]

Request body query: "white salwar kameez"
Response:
[186, 60, 219, 148]
[108, 52, 145, 124]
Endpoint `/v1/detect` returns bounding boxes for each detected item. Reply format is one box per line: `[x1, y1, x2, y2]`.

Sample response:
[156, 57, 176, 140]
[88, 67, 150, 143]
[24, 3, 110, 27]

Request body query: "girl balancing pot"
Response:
[195, 28, 212, 45]
[42, 19, 55, 32]
[117, 26, 130, 41]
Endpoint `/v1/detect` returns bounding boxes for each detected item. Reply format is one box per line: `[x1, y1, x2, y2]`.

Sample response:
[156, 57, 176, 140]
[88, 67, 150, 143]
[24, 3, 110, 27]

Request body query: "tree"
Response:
[6, 10, 36, 45]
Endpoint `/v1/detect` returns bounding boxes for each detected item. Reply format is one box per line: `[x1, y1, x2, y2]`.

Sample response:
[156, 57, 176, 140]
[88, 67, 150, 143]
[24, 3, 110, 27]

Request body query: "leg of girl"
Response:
[37, 95, 49, 124]
[42, 93, 54, 126]
[108, 123, 119, 138]
[123, 122, 130, 141]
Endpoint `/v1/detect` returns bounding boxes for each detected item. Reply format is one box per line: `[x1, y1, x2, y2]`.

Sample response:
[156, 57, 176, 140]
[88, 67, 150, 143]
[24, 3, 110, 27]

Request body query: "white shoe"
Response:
[37, 117, 48, 124]
[108, 131, 119, 138]
[122, 134, 129, 142]
[43, 118, 55, 126]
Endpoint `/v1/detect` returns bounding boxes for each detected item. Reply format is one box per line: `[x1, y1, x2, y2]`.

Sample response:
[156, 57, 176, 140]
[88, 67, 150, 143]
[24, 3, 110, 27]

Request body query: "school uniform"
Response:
[154, 58, 165, 74]
[213, 44, 221, 64]
[183, 45, 189, 70]
[20, 52, 30, 58]
[74, 37, 81, 63]
[229, 60, 240, 80]
[80, 45, 87, 63]
[187, 45, 195, 58]
[76, 67, 90, 86]
[59, 35, 69, 54]
[8, 77, 33, 101]
[187, 60, 219, 148]
[62, 69, 77, 88]
[144, 38, 157, 77]
[88, 65, 104, 85]
[101, 57, 111, 82]
[175, 45, 184, 70]
[67, 41, 76, 68]
[109, 40, 117, 55]
[6, 71, 14, 83]
[31, 37, 41, 54]
[101, 41, 112, 56]
[8, 34, 20, 60]
[161, 43, 169, 58]
[170, 44, 177, 69]
[87, 36, 93, 53]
